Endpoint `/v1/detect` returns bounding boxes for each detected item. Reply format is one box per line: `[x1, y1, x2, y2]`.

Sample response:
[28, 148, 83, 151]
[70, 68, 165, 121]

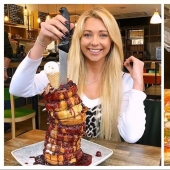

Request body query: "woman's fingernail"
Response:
[61, 35, 66, 40]
[65, 20, 69, 25]
[65, 31, 70, 36]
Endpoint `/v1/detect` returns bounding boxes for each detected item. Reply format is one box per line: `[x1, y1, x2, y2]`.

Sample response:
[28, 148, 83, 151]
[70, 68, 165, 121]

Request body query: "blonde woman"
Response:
[10, 7, 146, 143]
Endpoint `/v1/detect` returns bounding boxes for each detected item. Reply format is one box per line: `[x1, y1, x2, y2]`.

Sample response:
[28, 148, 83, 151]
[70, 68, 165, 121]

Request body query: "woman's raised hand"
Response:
[124, 56, 144, 91]
[38, 15, 75, 46]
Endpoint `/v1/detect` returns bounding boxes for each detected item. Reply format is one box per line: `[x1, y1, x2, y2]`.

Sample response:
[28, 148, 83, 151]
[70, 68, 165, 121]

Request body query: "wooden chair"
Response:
[4, 88, 36, 139]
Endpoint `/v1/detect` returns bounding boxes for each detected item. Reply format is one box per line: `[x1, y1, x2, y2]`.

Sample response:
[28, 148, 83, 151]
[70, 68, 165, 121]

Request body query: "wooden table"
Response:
[4, 130, 161, 166]
[144, 85, 161, 100]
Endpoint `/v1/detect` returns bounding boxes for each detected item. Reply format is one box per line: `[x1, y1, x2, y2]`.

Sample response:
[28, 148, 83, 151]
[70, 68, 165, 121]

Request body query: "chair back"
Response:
[4, 88, 10, 101]
[4, 88, 16, 128]
[136, 99, 161, 147]
[4, 87, 36, 139]
[4, 88, 18, 101]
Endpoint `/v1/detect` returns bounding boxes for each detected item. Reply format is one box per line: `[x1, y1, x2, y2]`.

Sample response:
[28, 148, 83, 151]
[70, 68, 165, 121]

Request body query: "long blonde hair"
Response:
[68, 7, 124, 141]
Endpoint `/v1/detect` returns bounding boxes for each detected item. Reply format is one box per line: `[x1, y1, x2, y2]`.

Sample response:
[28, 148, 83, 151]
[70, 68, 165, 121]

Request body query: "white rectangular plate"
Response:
[11, 139, 113, 166]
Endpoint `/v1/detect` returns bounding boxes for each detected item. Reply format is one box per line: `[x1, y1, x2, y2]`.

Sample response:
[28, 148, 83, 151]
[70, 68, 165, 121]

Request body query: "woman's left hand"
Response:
[124, 56, 144, 91]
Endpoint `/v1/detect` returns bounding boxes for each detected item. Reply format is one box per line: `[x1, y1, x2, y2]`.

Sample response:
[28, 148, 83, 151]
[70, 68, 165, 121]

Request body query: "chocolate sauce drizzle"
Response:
[31, 153, 92, 166]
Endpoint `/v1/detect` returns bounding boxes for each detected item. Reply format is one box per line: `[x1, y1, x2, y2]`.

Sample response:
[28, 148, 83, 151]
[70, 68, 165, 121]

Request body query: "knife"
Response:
[58, 7, 70, 85]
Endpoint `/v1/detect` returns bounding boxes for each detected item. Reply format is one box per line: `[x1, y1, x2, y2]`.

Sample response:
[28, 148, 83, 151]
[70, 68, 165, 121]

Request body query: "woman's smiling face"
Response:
[80, 17, 112, 63]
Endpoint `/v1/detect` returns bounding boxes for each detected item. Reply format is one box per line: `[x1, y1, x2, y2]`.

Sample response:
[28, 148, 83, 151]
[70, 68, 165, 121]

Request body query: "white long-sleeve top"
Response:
[10, 55, 146, 143]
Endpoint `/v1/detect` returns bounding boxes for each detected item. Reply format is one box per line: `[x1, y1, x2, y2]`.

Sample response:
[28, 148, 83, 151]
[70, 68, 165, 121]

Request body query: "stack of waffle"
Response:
[43, 62, 88, 165]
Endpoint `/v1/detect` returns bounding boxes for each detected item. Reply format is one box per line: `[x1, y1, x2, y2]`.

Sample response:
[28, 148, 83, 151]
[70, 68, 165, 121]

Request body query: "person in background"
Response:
[4, 31, 13, 81]
[4, 31, 13, 132]
[10, 7, 146, 142]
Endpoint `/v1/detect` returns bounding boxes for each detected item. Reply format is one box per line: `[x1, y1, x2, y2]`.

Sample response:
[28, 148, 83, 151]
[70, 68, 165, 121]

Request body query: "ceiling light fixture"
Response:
[4, 15, 9, 21]
[150, 9, 161, 24]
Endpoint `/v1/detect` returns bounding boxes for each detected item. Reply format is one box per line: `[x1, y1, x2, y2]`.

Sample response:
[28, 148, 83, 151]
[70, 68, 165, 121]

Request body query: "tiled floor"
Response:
[4, 106, 48, 142]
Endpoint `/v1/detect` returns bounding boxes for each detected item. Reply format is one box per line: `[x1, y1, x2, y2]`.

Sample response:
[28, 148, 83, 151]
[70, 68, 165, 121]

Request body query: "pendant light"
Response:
[150, 9, 161, 24]
[4, 15, 9, 21]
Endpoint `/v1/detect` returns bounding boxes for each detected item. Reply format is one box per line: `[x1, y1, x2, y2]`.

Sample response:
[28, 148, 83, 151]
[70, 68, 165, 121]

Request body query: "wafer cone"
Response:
[47, 72, 60, 89]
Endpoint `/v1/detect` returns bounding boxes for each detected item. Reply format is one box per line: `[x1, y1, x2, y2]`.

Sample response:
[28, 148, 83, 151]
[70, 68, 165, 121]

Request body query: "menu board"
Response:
[8, 4, 24, 25]
[4, 4, 8, 16]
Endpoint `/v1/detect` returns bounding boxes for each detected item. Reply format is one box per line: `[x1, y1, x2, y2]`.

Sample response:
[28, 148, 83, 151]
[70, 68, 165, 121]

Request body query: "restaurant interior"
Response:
[4, 4, 162, 166]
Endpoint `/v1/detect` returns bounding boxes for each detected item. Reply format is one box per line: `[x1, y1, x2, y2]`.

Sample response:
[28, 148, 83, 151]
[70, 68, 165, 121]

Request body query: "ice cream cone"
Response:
[47, 72, 60, 89]
[44, 61, 60, 89]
